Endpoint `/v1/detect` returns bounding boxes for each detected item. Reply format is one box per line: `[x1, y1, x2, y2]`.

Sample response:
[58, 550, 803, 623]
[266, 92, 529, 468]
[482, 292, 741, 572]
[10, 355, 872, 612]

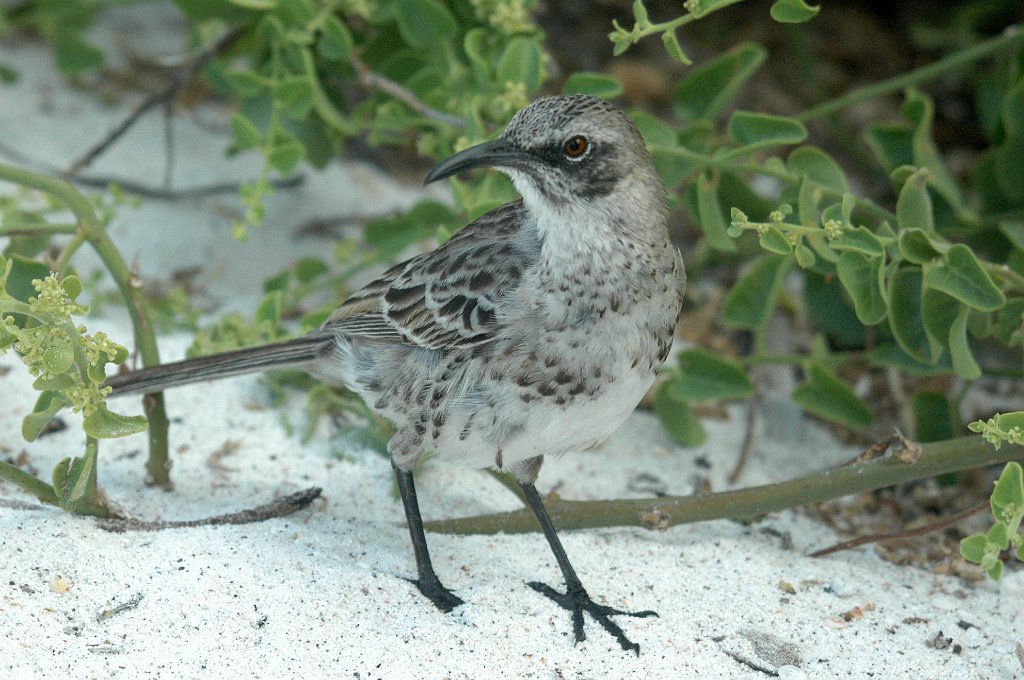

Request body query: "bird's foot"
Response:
[406, 575, 464, 613]
[527, 581, 657, 655]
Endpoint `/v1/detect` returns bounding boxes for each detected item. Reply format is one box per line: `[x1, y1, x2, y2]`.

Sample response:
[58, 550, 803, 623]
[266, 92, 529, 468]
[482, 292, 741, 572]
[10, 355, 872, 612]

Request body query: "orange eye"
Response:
[562, 135, 589, 159]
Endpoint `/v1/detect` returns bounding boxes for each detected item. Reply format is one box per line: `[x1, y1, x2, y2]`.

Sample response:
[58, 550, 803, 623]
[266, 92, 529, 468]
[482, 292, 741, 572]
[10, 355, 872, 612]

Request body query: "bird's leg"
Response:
[520, 482, 657, 655]
[392, 462, 464, 612]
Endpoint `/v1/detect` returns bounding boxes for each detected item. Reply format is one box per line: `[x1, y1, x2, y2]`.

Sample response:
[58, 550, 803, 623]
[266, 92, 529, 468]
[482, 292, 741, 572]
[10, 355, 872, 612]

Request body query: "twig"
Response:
[840, 428, 921, 467]
[63, 27, 245, 177]
[0, 497, 48, 511]
[424, 435, 1018, 535]
[1, 141, 306, 200]
[95, 593, 144, 622]
[727, 395, 758, 485]
[96, 487, 322, 532]
[67, 173, 305, 200]
[348, 53, 464, 128]
[163, 102, 175, 191]
[722, 649, 779, 677]
[796, 26, 1024, 122]
[809, 499, 989, 558]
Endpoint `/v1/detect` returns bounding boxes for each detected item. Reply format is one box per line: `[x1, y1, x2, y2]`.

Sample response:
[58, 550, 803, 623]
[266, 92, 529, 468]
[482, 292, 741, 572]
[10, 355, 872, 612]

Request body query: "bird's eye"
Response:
[562, 135, 589, 160]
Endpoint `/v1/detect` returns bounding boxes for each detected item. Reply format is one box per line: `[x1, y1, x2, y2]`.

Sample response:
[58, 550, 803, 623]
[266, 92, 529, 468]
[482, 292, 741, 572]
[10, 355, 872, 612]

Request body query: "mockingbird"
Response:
[105, 94, 686, 653]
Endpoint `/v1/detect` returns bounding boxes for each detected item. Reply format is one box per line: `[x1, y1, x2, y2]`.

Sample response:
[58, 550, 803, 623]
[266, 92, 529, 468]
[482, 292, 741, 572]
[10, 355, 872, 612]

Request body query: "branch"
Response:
[424, 435, 1019, 535]
[797, 26, 1024, 122]
[809, 499, 989, 558]
[348, 53, 464, 128]
[727, 394, 758, 484]
[63, 27, 245, 177]
[96, 487, 322, 531]
[70, 173, 305, 200]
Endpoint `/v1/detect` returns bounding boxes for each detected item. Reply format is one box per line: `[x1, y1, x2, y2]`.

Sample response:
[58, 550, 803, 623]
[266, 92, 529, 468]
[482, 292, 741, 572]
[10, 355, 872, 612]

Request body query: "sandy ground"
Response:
[2, 5, 1023, 679]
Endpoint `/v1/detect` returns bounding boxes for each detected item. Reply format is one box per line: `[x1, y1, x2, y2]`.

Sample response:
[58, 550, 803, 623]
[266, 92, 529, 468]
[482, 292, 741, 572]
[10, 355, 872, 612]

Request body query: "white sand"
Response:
[2, 6, 1023, 679]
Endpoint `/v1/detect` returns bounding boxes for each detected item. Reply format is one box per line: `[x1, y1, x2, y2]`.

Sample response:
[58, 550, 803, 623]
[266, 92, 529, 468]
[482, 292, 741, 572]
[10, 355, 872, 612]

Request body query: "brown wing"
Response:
[323, 200, 532, 350]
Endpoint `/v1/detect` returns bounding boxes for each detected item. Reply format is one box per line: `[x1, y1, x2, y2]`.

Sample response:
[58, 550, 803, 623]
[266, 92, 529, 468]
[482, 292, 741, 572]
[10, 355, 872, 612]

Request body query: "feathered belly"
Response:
[432, 354, 659, 471]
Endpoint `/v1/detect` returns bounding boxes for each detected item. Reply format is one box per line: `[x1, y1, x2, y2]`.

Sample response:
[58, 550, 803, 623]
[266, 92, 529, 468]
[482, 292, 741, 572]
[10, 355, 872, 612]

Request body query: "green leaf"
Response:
[274, 76, 315, 119]
[794, 242, 816, 268]
[654, 382, 706, 446]
[959, 533, 988, 563]
[52, 453, 92, 508]
[562, 72, 622, 99]
[924, 244, 1005, 312]
[986, 560, 1004, 581]
[175, 0, 258, 20]
[301, 308, 331, 333]
[770, 0, 820, 23]
[463, 28, 492, 77]
[661, 29, 690, 65]
[395, 0, 456, 49]
[804, 270, 865, 347]
[865, 124, 913, 174]
[673, 43, 766, 121]
[5, 255, 52, 303]
[792, 363, 873, 428]
[294, 257, 328, 283]
[903, 90, 967, 211]
[993, 298, 1024, 345]
[992, 412, 1024, 434]
[22, 391, 65, 442]
[318, 15, 353, 61]
[695, 172, 737, 251]
[225, 70, 265, 97]
[998, 221, 1024, 251]
[497, 38, 543, 92]
[992, 82, 1024, 201]
[836, 252, 887, 325]
[60, 275, 82, 302]
[53, 31, 104, 75]
[986, 521, 1010, 550]
[895, 168, 933, 233]
[41, 334, 75, 376]
[830, 226, 884, 258]
[758, 227, 793, 255]
[228, 0, 276, 8]
[83, 404, 148, 439]
[948, 306, 981, 379]
[991, 462, 1024, 527]
[867, 344, 951, 376]
[920, 287, 960, 356]
[33, 374, 75, 391]
[670, 349, 753, 401]
[721, 254, 792, 332]
[888, 267, 938, 364]
[897, 228, 941, 264]
[788, 146, 847, 193]
[230, 113, 263, 151]
[728, 111, 807, 149]
[632, 0, 649, 25]
[365, 200, 456, 260]
[255, 290, 283, 326]
[912, 392, 953, 443]
[267, 139, 305, 175]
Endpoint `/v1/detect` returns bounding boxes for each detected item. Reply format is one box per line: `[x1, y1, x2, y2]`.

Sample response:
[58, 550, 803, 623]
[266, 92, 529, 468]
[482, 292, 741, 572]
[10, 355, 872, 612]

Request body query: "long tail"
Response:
[103, 334, 332, 396]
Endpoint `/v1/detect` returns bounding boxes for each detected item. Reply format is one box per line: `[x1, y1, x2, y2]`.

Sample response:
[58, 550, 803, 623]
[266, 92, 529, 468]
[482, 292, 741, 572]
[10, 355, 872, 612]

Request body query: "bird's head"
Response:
[425, 95, 663, 218]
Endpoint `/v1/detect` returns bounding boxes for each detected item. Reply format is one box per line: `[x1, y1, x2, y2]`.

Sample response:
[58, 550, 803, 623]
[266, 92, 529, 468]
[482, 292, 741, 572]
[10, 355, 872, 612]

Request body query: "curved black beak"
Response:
[423, 138, 531, 185]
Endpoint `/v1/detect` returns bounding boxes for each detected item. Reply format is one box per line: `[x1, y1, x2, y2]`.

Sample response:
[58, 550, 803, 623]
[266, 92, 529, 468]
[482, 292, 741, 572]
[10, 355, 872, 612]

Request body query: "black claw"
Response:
[406, 576, 464, 613]
[527, 581, 657, 654]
